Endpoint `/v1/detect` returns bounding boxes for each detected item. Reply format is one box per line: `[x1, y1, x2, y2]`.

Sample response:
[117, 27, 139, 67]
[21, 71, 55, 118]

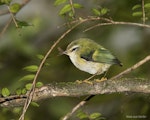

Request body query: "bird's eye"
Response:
[71, 47, 78, 52]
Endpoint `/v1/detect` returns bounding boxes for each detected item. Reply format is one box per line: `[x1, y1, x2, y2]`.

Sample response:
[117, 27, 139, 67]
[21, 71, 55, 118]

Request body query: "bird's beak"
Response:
[63, 51, 68, 55]
[57, 47, 68, 56]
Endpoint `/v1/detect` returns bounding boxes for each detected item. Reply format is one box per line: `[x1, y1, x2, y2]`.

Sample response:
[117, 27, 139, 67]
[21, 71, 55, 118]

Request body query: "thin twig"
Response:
[0, 0, 31, 16]
[0, 0, 31, 37]
[69, 0, 75, 18]
[53, 16, 150, 33]
[58, 16, 150, 31]
[142, 0, 145, 24]
[84, 21, 150, 32]
[0, 18, 12, 37]
[62, 95, 95, 120]
[7, 6, 18, 28]
[19, 20, 88, 120]
[111, 55, 150, 80]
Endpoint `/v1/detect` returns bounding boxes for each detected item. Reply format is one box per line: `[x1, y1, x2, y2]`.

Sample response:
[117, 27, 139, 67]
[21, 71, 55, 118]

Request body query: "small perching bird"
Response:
[63, 38, 122, 77]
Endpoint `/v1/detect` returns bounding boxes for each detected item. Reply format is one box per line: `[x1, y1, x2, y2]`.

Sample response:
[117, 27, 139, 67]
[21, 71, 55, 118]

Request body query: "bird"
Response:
[63, 38, 122, 79]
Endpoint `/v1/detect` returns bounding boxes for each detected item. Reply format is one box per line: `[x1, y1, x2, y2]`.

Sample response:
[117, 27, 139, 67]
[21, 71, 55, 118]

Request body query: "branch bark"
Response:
[0, 78, 149, 107]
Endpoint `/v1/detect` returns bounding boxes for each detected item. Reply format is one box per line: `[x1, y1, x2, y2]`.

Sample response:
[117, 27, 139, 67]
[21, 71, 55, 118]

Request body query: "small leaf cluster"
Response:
[0, 0, 32, 28]
[0, 54, 45, 100]
[15, 19, 32, 28]
[9, 3, 21, 13]
[1, 88, 10, 97]
[76, 110, 105, 120]
[132, 2, 150, 21]
[54, 0, 82, 19]
[0, 0, 11, 5]
[0, 87, 25, 97]
[0, 54, 44, 108]
[14, 54, 46, 107]
[0, 0, 21, 13]
[19, 54, 44, 91]
[92, 7, 109, 16]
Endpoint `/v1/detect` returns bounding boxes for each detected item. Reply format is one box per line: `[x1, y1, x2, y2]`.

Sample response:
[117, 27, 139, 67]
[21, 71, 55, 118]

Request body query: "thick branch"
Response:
[0, 78, 149, 107]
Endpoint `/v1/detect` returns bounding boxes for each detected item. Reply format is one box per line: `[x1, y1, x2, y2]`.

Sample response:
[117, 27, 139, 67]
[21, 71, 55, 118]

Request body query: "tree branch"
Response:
[0, 78, 149, 107]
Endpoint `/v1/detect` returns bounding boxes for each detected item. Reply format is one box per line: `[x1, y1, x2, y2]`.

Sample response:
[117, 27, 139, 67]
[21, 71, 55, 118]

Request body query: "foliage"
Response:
[0, 0, 11, 5]
[9, 3, 21, 13]
[18, 54, 44, 91]
[132, 2, 150, 21]
[0, 0, 31, 28]
[15, 19, 32, 28]
[54, 0, 83, 19]
[23, 65, 38, 72]
[92, 7, 109, 16]
[19, 74, 35, 81]
[1, 88, 10, 97]
[76, 110, 105, 120]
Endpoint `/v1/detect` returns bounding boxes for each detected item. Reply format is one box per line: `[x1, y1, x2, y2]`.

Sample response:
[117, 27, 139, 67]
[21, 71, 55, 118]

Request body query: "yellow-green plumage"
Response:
[64, 38, 122, 75]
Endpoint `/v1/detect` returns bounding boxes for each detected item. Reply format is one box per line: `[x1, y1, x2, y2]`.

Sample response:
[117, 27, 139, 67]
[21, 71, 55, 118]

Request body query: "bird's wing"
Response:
[80, 49, 95, 62]
[92, 48, 122, 66]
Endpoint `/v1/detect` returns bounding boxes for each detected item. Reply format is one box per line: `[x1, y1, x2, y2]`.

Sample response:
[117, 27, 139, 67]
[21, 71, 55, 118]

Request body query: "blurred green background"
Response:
[0, 0, 150, 120]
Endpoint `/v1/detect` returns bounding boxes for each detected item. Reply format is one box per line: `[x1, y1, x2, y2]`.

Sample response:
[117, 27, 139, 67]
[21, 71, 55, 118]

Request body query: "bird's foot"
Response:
[94, 77, 107, 82]
[83, 79, 93, 85]
[75, 80, 83, 84]
[76, 79, 93, 84]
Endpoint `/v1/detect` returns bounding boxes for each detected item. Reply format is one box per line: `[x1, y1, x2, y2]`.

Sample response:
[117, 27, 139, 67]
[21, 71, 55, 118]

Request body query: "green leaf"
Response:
[89, 113, 101, 119]
[68, 11, 74, 17]
[36, 54, 44, 60]
[44, 62, 50, 66]
[54, 0, 67, 6]
[2, 88, 10, 97]
[59, 4, 71, 15]
[132, 11, 142, 17]
[144, 3, 150, 9]
[101, 8, 109, 15]
[19, 74, 35, 81]
[76, 111, 88, 119]
[31, 102, 40, 107]
[59, 3, 82, 15]
[21, 88, 27, 94]
[16, 88, 22, 95]
[132, 4, 141, 10]
[36, 82, 43, 88]
[23, 65, 38, 72]
[13, 107, 22, 114]
[9, 3, 21, 13]
[25, 83, 32, 90]
[0, 0, 11, 5]
[16, 19, 32, 28]
[73, 3, 82, 9]
[92, 8, 101, 16]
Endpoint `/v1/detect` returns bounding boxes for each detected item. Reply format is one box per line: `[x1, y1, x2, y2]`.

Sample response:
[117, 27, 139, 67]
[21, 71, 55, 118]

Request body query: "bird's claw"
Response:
[75, 79, 93, 85]
[94, 77, 107, 82]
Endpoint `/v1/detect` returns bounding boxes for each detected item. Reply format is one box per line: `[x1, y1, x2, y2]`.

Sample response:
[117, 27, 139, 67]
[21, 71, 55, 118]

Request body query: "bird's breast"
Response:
[69, 54, 111, 75]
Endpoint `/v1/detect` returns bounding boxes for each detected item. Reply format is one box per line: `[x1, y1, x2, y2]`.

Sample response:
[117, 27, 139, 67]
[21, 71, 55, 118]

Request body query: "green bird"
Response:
[63, 38, 122, 75]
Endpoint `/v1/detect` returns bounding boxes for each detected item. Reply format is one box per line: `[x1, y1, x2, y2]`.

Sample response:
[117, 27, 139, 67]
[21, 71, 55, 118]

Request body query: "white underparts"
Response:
[68, 52, 111, 75]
